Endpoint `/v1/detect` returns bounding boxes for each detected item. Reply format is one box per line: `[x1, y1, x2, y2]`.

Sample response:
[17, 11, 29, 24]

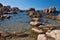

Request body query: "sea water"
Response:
[0, 12, 60, 32]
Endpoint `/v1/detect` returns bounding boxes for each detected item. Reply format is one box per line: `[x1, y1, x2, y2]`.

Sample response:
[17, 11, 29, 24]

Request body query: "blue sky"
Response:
[0, 0, 60, 10]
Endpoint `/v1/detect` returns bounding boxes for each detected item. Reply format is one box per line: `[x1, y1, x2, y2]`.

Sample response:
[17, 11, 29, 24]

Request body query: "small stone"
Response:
[30, 21, 41, 26]
[31, 28, 43, 33]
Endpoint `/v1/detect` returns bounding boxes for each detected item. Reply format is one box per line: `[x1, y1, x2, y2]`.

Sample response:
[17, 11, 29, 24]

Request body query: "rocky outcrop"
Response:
[49, 7, 56, 13]
[28, 11, 41, 18]
[44, 7, 56, 16]
[46, 30, 60, 40]
[37, 30, 60, 40]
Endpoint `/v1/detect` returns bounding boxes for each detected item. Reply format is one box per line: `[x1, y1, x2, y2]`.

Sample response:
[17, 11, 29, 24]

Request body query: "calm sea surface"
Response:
[0, 12, 60, 32]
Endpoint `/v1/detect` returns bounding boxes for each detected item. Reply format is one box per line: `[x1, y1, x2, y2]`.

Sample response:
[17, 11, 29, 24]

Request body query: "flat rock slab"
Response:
[37, 30, 60, 40]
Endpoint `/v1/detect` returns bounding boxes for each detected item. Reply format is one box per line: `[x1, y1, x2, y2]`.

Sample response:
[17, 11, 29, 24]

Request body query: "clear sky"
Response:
[0, 0, 60, 10]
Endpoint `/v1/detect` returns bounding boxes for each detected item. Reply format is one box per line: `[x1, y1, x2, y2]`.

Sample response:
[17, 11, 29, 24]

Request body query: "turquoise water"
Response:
[0, 12, 60, 32]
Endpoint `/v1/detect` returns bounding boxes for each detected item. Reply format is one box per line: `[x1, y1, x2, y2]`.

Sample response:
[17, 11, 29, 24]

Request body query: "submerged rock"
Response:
[2, 14, 11, 19]
[10, 31, 25, 37]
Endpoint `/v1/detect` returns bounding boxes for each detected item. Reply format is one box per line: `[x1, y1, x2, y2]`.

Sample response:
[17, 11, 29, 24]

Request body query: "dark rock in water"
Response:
[2, 14, 11, 19]
[0, 14, 11, 20]
[5, 16, 11, 19]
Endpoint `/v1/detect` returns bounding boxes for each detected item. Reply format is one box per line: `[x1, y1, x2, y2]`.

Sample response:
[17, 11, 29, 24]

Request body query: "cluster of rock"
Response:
[28, 8, 42, 26]
[27, 8, 60, 40]
[28, 8, 55, 33]
[0, 3, 20, 20]
[43, 7, 60, 21]
[44, 7, 56, 14]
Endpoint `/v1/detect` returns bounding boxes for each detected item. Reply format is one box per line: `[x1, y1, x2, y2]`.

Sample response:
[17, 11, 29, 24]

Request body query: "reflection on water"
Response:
[0, 12, 60, 32]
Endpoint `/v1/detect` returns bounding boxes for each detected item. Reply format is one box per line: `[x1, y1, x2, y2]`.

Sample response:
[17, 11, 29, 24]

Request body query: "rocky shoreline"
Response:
[0, 3, 60, 40]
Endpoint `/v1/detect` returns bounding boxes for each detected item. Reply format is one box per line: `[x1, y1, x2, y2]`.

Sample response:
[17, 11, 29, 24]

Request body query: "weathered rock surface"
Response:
[46, 30, 60, 40]
[37, 30, 60, 40]
[37, 34, 47, 40]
